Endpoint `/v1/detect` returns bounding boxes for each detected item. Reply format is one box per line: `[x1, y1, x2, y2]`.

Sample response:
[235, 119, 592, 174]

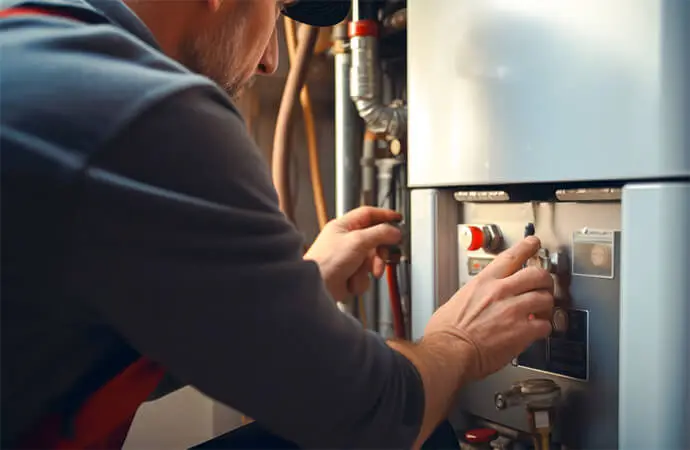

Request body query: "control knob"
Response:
[551, 307, 568, 334]
[460, 224, 503, 253]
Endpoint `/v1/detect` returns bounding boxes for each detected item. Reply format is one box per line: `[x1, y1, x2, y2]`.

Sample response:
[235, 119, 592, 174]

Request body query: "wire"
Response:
[356, 295, 368, 329]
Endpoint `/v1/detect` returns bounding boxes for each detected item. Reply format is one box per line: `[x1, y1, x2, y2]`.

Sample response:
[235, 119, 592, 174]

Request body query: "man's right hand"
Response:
[389, 236, 555, 449]
[423, 235, 555, 381]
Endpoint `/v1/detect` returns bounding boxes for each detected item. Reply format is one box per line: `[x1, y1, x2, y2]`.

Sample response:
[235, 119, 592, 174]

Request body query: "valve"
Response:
[495, 379, 561, 450]
[551, 307, 568, 334]
[459, 224, 503, 253]
[494, 379, 560, 411]
[525, 248, 567, 275]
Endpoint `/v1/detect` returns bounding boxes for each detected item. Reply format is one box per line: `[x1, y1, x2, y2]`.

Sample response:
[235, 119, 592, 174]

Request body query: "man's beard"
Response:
[227, 76, 256, 101]
[178, 22, 253, 101]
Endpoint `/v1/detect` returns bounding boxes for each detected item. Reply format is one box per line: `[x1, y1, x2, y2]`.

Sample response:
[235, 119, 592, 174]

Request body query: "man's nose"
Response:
[257, 28, 278, 75]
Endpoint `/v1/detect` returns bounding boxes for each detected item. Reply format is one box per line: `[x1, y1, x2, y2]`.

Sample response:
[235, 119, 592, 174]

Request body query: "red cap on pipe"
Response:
[348, 19, 378, 38]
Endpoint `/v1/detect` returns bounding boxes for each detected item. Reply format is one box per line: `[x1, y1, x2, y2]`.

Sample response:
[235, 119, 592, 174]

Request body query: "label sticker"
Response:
[572, 229, 615, 279]
[534, 410, 550, 428]
[467, 257, 492, 276]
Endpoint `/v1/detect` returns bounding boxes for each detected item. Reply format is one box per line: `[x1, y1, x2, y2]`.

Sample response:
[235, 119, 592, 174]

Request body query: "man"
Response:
[0, 0, 555, 448]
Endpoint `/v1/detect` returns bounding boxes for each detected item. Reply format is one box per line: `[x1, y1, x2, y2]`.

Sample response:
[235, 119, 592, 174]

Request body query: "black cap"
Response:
[283, 1, 351, 27]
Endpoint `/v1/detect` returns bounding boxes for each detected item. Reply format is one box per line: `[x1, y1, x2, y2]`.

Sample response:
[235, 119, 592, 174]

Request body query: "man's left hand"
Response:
[304, 207, 402, 303]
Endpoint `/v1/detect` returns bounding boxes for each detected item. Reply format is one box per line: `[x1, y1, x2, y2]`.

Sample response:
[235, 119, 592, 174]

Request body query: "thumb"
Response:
[353, 223, 402, 250]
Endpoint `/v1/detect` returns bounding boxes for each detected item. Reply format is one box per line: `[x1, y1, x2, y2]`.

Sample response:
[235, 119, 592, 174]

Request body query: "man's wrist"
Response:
[388, 334, 478, 449]
[419, 329, 482, 385]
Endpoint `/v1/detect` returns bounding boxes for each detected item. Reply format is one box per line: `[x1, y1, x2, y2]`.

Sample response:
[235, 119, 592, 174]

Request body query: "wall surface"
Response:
[123, 388, 216, 450]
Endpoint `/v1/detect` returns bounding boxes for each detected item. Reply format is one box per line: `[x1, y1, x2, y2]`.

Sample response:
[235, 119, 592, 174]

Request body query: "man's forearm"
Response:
[388, 334, 478, 449]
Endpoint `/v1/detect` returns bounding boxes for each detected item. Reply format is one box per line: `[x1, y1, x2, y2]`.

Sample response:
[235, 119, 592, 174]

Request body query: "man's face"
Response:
[179, 0, 285, 99]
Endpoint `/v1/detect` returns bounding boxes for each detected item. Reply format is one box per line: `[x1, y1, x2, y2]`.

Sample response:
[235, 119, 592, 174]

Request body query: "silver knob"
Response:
[552, 307, 568, 333]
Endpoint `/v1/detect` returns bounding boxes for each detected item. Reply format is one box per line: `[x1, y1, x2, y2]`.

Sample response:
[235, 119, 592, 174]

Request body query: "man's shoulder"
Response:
[0, 11, 234, 164]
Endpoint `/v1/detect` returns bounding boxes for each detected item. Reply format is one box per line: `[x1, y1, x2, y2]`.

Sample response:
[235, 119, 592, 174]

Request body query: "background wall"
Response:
[123, 21, 339, 449]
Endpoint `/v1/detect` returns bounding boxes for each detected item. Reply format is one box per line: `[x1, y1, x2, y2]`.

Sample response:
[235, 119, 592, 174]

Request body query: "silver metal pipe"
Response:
[375, 158, 401, 337]
[352, 0, 360, 22]
[334, 55, 360, 219]
[360, 133, 378, 329]
[360, 133, 376, 206]
[334, 30, 360, 315]
[349, 35, 407, 138]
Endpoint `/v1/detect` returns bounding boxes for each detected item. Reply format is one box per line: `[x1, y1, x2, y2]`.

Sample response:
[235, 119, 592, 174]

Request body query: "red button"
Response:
[463, 225, 485, 251]
[465, 428, 497, 443]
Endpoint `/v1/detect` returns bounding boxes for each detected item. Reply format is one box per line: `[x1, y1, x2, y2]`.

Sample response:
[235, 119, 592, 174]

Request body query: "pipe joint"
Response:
[349, 34, 407, 139]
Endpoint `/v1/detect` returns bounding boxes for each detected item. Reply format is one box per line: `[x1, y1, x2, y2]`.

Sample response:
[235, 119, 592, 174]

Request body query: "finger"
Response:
[338, 206, 402, 231]
[364, 249, 376, 274]
[481, 236, 542, 279]
[506, 289, 555, 317]
[527, 318, 553, 340]
[363, 250, 386, 279]
[502, 266, 554, 296]
[351, 223, 402, 251]
[372, 255, 386, 278]
[348, 264, 372, 296]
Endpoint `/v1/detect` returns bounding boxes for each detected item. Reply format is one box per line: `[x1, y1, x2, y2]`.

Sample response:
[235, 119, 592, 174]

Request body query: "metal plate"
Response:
[407, 0, 690, 187]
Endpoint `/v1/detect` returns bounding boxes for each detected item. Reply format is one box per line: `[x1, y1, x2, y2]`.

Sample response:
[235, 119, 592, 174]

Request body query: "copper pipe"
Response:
[272, 24, 319, 223]
[283, 18, 328, 230]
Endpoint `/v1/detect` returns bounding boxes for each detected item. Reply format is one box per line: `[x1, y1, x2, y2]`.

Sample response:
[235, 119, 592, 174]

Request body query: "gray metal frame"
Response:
[410, 189, 459, 340]
[619, 182, 690, 450]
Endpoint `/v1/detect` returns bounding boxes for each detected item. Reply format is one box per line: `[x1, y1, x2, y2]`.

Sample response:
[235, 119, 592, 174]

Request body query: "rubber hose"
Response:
[272, 24, 319, 224]
[283, 18, 328, 230]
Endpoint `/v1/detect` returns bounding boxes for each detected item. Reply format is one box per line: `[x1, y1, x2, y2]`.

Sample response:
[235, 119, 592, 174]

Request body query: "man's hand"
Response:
[304, 206, 402, 302]
[389, 236, 554, 449]
[423, 235, 555, 380]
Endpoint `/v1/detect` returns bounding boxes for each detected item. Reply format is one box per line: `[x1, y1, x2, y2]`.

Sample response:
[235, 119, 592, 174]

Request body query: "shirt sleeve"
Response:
[65, 86, 424, 448]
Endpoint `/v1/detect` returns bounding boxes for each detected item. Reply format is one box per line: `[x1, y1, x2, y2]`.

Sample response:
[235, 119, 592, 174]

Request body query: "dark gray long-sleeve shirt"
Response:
[0, 0, 424, 447]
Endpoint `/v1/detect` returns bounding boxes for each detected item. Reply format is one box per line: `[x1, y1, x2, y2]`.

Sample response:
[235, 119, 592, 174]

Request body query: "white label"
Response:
[572, 229, 616, 279]
[534, 410, 550, 428]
